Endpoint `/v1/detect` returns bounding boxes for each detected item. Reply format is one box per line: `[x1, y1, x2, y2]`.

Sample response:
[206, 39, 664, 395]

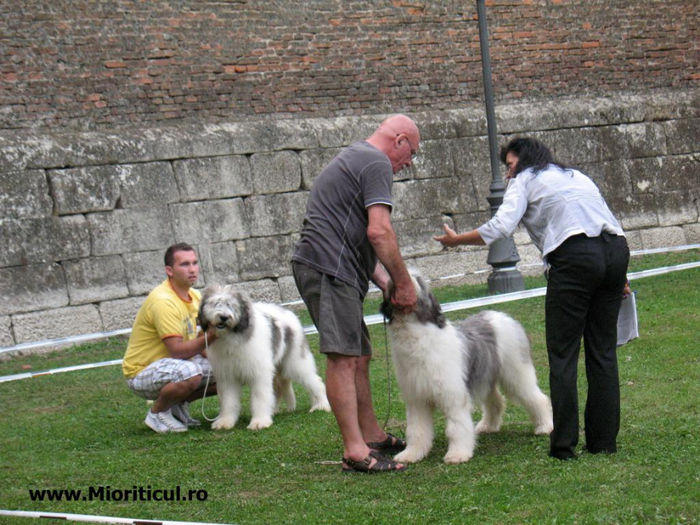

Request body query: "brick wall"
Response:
[1, 0, 697, 132]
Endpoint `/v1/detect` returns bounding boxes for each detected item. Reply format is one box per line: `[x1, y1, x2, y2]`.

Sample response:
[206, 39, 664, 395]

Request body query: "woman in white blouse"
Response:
[435, 137, 630, 460]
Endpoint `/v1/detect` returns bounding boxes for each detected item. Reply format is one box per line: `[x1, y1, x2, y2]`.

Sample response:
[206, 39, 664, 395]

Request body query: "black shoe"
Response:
[549, 449, 577, 461]
[583, 445, 616, 455]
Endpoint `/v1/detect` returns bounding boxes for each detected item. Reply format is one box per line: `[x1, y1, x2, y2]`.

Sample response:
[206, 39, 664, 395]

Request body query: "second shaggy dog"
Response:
[382, 272, 553, 463]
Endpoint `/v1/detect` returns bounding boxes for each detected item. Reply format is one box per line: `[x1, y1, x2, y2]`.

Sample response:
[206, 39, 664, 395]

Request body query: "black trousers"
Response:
[545, 232, 630, 458]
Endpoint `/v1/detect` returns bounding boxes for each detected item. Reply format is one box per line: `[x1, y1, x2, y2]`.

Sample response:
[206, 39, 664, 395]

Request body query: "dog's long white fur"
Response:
[385, 273, 553, 463]
[199, 285, 330, 430]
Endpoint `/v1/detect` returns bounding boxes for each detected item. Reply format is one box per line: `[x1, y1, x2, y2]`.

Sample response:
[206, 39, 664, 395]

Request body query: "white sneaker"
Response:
[144, 408, 188, 433]
[171, 402, 201, 427]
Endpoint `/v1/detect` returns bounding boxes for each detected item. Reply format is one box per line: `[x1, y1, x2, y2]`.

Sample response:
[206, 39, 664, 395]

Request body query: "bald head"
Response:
[377, 114, 420, 148]
[367, 114, 420, 173]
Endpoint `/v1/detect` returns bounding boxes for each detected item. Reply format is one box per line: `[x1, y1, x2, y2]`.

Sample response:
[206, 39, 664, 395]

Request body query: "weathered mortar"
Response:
[0, 90, 698, 347]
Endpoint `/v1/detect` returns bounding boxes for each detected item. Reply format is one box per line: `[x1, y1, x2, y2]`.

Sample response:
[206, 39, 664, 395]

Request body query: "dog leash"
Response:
[381, 315, 392, 430]
[199, 332, 218, 423]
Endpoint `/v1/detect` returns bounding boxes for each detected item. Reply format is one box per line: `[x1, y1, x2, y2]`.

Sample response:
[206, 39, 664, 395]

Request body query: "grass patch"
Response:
[0, 251, 698, 524]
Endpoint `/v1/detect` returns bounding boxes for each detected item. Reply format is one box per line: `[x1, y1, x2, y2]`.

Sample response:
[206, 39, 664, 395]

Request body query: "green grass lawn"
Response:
[0, 251, 698, 524]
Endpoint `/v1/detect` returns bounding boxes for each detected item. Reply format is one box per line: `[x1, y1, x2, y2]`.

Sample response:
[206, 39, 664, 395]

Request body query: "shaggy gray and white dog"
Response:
[381, 272, 553, 463]
[199, 285, 330, 430]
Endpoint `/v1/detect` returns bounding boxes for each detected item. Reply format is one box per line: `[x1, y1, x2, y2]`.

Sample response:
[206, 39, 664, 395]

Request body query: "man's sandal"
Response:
[342, 450, 407, 473]
[367, 433, 407, 454]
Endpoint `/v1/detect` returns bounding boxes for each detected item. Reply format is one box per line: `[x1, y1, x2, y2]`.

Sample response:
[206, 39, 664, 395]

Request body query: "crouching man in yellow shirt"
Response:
[122, 243, 217, 433]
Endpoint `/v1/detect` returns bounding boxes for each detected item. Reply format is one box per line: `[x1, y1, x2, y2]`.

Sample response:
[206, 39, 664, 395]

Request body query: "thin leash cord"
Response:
[199, 332, 218, 423]
[381, 315, 392, 430]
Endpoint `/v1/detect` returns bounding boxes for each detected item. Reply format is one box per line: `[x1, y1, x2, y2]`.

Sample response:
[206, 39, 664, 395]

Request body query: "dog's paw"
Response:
[534, 423, 553, 435]
[211, 417, 237, 431]
[309, 401, 331, 413]
[475, 420, 500, 434]
[394, 449, 426, 464]
[247, 417, 273, 430]
[443, 450, 473, 464]
[273, 402, 295, 415]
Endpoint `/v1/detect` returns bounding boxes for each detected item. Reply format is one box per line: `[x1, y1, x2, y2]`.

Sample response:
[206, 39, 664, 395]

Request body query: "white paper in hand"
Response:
[617, 291, 639, 346]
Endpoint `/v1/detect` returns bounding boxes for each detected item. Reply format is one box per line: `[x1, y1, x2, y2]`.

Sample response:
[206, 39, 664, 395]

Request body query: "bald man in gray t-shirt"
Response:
[292, 114, 419, 473]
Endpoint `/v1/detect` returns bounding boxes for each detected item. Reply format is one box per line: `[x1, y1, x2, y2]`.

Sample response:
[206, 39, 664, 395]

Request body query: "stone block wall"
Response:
[0, 89, 698, 348]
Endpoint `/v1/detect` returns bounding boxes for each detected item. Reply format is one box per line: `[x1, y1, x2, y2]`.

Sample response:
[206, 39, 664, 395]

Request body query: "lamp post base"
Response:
[486, 237, 525, 294]
[487, 266, 525, 294]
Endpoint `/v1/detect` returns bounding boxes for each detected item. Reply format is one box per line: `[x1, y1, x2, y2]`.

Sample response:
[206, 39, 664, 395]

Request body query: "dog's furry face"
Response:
[380, 271, 446, 328]
[198, 285, 251, 334]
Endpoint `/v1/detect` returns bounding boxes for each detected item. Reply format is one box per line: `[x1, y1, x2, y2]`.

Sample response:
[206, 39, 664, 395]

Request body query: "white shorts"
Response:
[127, 354, 214, 400]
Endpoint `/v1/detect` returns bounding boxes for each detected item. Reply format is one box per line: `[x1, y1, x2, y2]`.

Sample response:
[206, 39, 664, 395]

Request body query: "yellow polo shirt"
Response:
[122, 279, 201, 379]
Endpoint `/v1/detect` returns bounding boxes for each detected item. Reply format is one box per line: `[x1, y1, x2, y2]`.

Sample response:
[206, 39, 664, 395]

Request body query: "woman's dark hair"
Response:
[499, 137, 565, 176]
[164, 242, 195, 267]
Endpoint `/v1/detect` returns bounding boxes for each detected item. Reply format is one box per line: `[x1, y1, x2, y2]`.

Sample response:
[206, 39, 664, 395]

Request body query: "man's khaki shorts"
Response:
[292, 262, 371, 356]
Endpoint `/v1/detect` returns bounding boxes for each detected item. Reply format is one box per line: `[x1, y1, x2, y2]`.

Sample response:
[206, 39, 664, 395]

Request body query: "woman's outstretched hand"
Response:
[434, 223, 460, 247]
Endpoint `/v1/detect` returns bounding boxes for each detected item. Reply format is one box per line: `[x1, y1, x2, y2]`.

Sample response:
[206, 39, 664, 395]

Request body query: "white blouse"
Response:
[477, 164, 624, 258]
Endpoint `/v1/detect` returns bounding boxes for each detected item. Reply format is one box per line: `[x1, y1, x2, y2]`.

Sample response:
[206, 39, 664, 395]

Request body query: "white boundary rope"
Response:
[1, 244, 697, 356]
[0, 358, 123, 384]
[1, 260, 697, 385]
[0, 509, 233, 524]
[0, 328, 132, 356]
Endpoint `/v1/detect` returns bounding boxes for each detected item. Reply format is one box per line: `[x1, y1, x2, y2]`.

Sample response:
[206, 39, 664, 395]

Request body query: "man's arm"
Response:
[366, 204, 416, 311]
[163, 326, 217, 360]
[371, 261, 391, 292]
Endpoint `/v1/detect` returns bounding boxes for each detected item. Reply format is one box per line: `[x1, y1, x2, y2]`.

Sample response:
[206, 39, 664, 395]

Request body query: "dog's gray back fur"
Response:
[265, 312, 298, 362]
[266, 313, 283, 359]
[456, 312, 500, 395]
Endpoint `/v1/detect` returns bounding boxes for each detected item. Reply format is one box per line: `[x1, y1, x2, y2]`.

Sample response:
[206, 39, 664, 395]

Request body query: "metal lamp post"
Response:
[476, 0, 524, 293]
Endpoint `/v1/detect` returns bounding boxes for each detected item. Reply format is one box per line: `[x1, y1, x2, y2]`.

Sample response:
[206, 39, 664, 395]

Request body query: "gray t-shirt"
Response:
[292, 141, 393, 296]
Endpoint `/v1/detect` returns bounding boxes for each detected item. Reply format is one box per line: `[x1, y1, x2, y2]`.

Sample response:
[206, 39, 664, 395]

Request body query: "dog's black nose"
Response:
[218, 315, 229, 322]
